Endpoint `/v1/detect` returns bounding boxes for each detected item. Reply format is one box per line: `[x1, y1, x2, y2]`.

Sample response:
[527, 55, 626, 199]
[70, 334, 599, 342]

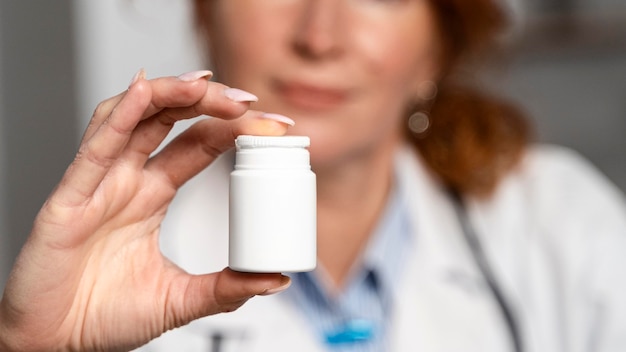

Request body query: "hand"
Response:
[0, 70, 293, 351]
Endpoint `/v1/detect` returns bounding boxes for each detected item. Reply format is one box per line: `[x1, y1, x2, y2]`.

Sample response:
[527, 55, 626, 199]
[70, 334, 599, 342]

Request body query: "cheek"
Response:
[344, 21, 439, 148]
[353, 14, 439, 96]
[209, 5, 288, 86]
[349, 30, 433, 135]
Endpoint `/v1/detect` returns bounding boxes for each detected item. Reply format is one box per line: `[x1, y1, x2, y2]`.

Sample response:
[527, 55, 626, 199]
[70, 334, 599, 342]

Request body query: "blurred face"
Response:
[197, 0, 441, 170]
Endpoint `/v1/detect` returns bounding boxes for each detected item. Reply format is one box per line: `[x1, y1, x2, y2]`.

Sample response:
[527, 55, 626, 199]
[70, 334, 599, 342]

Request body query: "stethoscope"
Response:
[206, 190, 524, 352]
[449, 189, 523, 352]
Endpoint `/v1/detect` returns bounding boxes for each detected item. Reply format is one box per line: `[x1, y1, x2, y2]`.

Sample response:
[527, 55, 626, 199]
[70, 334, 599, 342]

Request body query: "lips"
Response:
[273, 80, 350, 111]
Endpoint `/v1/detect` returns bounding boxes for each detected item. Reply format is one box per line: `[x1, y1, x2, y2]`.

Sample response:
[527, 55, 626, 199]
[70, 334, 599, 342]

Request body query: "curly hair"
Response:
[409, 0, 532, 197]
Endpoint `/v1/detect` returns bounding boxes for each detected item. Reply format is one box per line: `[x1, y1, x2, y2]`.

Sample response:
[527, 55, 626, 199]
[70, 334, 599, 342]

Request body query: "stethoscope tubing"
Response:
[450, 189, 523, 352]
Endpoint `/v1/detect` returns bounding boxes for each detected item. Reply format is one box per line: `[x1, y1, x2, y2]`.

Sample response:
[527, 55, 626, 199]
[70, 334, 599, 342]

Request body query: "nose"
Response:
[292, 0, 344, 59]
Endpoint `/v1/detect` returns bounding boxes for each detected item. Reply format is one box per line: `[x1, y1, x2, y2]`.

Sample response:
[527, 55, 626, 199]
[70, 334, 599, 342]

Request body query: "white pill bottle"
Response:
[229, 135, 317, 272]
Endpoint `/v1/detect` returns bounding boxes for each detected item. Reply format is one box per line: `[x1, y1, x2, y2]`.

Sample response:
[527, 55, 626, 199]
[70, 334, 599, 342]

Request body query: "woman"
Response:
[1, 0, 625, 351]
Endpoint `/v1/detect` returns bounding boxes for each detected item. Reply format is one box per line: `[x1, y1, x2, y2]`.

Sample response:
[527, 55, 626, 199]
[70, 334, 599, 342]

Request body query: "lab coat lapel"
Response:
[390, 147, 511, 351]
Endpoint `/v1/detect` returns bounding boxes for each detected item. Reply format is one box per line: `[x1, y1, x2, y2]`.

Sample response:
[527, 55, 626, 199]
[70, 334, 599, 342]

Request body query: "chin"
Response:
[281, 113, 368, 170]
[301, 131, 351, 172]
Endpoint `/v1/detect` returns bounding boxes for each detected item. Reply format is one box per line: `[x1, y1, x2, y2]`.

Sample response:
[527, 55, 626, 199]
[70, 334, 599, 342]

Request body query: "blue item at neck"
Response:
[324, 319, 376, 346]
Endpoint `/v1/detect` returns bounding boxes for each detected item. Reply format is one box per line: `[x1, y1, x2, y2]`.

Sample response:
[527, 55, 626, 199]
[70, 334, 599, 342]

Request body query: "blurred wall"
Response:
[1, 0, 625, 290]
[0, 0, 79, 290]
[72, 0, 203, 133]
[485, 1, 626, 191]
[493, 53, 626, 192]
[0, 11, 7, 288]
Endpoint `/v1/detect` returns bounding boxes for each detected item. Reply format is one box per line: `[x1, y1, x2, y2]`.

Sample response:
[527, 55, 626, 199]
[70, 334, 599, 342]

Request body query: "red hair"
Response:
[408, 0, 532, 197]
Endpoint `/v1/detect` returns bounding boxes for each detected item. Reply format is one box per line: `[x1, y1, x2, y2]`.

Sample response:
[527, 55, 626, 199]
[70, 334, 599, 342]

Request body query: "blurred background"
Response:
[1, 0, 625, 290]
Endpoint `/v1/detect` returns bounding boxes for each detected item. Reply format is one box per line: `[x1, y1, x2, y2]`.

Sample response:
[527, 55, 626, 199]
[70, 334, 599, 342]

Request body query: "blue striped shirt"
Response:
[285, 180, 413, 351]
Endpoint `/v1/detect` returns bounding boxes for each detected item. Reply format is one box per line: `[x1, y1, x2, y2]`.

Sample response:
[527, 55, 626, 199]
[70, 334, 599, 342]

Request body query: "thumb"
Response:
[170, 268, 291, 327]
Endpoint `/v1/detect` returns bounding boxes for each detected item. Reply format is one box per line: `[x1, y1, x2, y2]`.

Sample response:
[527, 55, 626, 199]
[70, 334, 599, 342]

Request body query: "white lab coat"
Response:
[138, 144, 626, 352]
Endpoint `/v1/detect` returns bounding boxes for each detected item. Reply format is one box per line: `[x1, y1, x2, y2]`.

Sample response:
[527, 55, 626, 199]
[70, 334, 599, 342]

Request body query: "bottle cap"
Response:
[236, 135, 310, 149]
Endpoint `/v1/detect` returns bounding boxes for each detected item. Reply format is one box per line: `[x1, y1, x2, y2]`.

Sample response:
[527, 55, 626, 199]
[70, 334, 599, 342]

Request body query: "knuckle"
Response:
[219, 300, 246, 314]
[79, 143, 116, 170]
[92, 99, 114, 119]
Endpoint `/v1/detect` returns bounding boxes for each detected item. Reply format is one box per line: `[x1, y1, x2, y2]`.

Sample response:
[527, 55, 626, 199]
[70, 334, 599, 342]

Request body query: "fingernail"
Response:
[128, 68, 146, 88]
[224, 88, 259, 102]
[177, 70, 213, 82]
[260, 276, 291, 296]
[260, 113, 295, 126]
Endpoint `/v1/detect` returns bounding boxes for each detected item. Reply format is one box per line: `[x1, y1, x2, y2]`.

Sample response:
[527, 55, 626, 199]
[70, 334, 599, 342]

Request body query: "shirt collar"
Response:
[360, 173, 413, 300]
[289, 170, 414, 304]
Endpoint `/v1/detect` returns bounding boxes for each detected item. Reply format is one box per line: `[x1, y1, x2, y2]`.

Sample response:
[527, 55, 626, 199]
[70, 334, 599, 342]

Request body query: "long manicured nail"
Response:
[260, 113, 295, 126]
[177, 70, 213, 82]
[128, 68, 146, 88]
[259, 276, 292, 296]
[224, 88, 259, 102]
